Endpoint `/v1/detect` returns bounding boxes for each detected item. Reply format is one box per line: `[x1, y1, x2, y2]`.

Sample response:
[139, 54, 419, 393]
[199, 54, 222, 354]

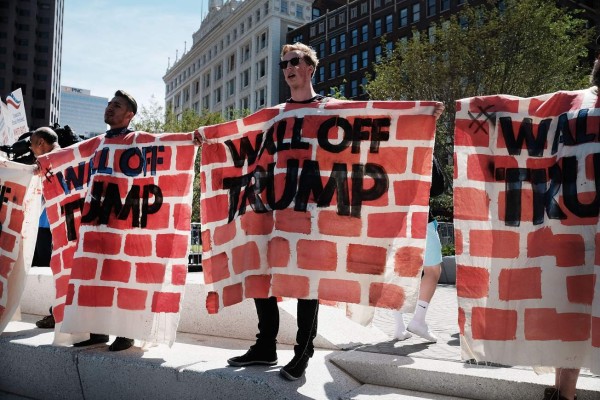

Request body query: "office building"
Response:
[59, 86, 108, 138]
[0, 0, 64, 129]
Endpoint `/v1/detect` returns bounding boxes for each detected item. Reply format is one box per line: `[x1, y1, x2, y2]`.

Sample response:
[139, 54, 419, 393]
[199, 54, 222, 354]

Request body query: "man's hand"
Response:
[434, 102, 445, 120]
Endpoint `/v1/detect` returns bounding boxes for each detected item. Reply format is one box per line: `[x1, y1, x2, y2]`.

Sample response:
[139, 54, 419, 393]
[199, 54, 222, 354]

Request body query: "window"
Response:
[240, 96, 250, 110]
[351, 29, 358, 46]
[202, 94, 210, 109]
[361, 77, 367, 95]
[318, 66, 325, 82]
[257, 58, 267, 79]
[318, 22, 324, 34]
[399, 8, 408, 27]
[215, 63, 223, 81]
[351, 54, 358, 71]
[240, 22, 245, 34]
[330, 37, 337, 54]
[374, 45, 382, 63]
[339, 58, 346, 75]
[361, 24, 368, 42]
[296, 5, 303, 18]
[386, 41, 393, 55]
[360, 2, 367, 14]
[385, 15, 393, 33]
[281, 0, 288, 14]
[318, 42, 325, 58]
[214, 87, 222, 105]
[264, 2, 269, 15]
[194, 80, 200, 95]
[428, 26, 436, 43]
[310, 26, 316, 37]
[203, 72, 211, 88]
[227, 53, 236, 73]
[241, 68, 250, 88]
[351, 80, 358, 97]
[373, 0, 381, 8]
[227, 78, 236, 97]
[361, 50, 368, 68]
[413, 3, 421, 22]
[329, 17, 336, 28]
[256, 9, 261, 22]
[374, 18, 381, 36]
[338, 83, 345, 97]
[338, 13, 345, 24]
[257, 31, 268, 51]
[441, 0, 450, 11]
[427, 0, 436, 17]
[329, 61, 336, 79]
[256, 87, 266, 107]
[339, 33, 346, 50]
[350, 6, 357, 18]
[242, 43, 251, 62]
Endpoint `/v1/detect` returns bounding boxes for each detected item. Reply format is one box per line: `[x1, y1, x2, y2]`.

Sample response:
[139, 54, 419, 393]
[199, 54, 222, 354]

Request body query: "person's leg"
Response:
[393, 311, 412, 340]
[407, 220, 442, 342]
[228, 297, 279, 366]
[555, 368, 580, 400]
[280, 299, 318, 380]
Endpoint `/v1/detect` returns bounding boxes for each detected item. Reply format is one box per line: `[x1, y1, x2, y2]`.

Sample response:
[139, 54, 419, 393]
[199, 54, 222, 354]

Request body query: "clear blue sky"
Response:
[62, 0, 208, 114]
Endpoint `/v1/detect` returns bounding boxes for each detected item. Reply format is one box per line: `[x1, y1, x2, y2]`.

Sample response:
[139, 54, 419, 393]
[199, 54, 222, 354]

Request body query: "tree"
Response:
[365, 0, 592, 219]
[132, 96, 165, 133]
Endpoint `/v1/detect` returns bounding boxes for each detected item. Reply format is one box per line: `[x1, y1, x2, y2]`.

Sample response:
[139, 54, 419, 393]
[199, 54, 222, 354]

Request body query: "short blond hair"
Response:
[281, 42, 319, 75]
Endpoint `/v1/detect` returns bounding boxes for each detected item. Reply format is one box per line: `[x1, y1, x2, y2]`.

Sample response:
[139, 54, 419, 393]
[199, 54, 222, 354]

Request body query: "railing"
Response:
[437, 221, 454, 246]
[188, 222, 203, 272]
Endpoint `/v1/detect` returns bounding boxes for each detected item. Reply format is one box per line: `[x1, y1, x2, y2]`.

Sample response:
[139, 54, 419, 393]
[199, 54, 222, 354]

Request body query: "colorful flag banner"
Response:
[0, 155, 41, 332]
[0, 102, 10, 147]
[6, 88, 28, 141]
[37, 132, 196, 346]
[454, 88, 599, 374]
[199, 101, 438, 314]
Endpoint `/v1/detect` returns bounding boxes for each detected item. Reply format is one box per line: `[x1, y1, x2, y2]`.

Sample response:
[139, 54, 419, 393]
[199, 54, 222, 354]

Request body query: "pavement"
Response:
[1, 270, 599, 400]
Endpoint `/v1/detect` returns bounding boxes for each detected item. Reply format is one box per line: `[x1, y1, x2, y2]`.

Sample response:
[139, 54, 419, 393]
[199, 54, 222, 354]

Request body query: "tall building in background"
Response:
[163, 0, 313, 119]
[59, 86, 107, 138]
[0, 0, 64, 130]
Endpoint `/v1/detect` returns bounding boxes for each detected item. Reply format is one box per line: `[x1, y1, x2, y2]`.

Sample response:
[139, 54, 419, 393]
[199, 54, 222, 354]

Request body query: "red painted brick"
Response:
[206, 291, 219, 314]
[593, 317, 600, 348]
[456, 265, 490, 298]
[458, 307, 465, 335]
[201, 229, 212, 252]
[466, 154, 494, 182]
[369, 282, 405, 309]
[117, 288, 148, 310]
[267, 237, 290, 268]
[100, 259, 132, 283]
[275, 208, 311, 234]
[135, 262, 166, 284]
[156, 233, 188, 258]
[70, 260, 98, 280]
[55, 274, 70, 299]
[51, 222, 68, 250]
[78, 285, 115, 307]
[151, 291, 181, 313]
[347, 244, 386, 275]
[60, 246, 76, 270]
[498, 267, 542, 301]
[203, 120, 240, 140]
[454, 229, 463, 255]
[232, 241, 261, 274]
[394, 181, 429, 207]
[144, 202, 171, 230]
[201, 142, 228, 166]
[272, 274, 310, 298]
[244, 274, 272, 298]
[524, 308, 590, 341]
[77, 136, 103, 158]
[176, 146, 197, 171]
[65, 284, 75, 305]
[395, 115, 435, 141]
[318, 210, 362, 236]
[454, 188, 490, 221]
[242, 107, 281, 127]
[174, 203, 192, 231]
[394, 246, 423, 277]
[498, 188, 534, 223]
[411, 212, 428, 239]
[201, 194, 230, 223]
[6, 182, 26, 205]
[223, 283, 244, 307]
[7, 209, 24, 232]
[158, 173, 192, 197]
[241, 211, 274, 235]
[471, 307, 517, 340]
[368, 212, 407, 238]
[527, 228, 585, 267]
[566, 274, 596, 305]
[171, 264, 187, 285]
[46, 204, 60, 226]
[212, 165, 242, 191]
[49, 253, 61, 275]
[0, 231, 16, 253]
[83, 231, 122, 255]
[411, 147, 433, 177]
[366, 146, 408, 175]
[124, 234, 153, 257]
[0, 255, 13, 278]
[469, 230, 520, 259]
[53, 303, 64, 323]
[275, 145, 311, 170]
[318, 278, 361, 303]
[203, 252, 230, 284]
[297, 239, 337, 271]
[214, 222, 237, 246]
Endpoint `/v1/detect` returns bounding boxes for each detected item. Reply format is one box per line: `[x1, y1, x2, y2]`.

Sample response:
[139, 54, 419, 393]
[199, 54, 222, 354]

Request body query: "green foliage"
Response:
[441, 243, 455, 257]
[329, 84, 348, 100]
[365, 0, 592, 217]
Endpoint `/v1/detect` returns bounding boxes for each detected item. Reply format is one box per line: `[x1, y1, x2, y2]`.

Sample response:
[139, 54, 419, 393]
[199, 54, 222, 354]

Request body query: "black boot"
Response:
[109, 337, 134, 351]
[280, 299, 318, 381]
[73, 333, 109, 347]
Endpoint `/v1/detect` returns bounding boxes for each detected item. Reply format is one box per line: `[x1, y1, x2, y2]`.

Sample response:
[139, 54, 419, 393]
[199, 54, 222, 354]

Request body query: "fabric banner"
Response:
[0, 155, 41, 332]
[37, 132, 196, 346]
[6, 88, 28, 141]
[200, 101, 438, 314]
[454, 88, 600, 374]
[0, 102, 10, 146]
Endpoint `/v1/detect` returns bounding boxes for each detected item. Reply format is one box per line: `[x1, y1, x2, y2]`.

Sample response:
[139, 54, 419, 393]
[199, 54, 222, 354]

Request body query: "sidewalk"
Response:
[1, 271, 599, 400]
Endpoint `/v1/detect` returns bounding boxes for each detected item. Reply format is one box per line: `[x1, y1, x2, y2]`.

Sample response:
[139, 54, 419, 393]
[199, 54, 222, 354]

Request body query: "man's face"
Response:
[281, 50, 313, 90]
[104, 96, 133, 129]
[29, 134, 52, 157]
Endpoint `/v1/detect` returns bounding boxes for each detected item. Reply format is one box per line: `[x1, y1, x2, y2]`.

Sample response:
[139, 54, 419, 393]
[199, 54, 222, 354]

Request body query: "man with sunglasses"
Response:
[227, 42, 326, 381]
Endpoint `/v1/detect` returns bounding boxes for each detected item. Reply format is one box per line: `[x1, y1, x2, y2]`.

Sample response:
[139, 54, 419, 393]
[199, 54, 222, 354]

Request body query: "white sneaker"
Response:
[407, 321, 438, 343]
[393, 329, 412, 341]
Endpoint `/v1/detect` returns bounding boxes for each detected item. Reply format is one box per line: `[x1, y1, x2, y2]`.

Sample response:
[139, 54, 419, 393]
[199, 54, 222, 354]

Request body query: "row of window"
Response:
[182, 85, 266, 117]
[317, 77, 368, 99]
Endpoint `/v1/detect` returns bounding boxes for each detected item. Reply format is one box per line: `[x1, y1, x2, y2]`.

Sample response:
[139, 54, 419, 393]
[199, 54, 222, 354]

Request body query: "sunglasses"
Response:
[279, 56, 303, 69]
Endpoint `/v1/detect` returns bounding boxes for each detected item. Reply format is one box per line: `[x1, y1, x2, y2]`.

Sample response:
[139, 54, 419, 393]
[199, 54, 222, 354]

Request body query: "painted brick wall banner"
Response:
[38, 132, 196, 346]
[454, 88, 600, 374]
[200, 101, 438, 314]
[0, 155, 41, 332]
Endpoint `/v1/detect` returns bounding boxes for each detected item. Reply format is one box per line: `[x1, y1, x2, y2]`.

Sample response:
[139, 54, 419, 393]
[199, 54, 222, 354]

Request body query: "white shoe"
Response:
[407, 321, 437, 343]
[394, 329, 412, 341]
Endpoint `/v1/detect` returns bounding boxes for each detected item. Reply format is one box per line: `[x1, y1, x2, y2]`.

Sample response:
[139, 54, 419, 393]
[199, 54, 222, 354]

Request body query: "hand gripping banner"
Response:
[0, 155, 40, 332]
[38, 132, 196, 346]
[200, 101, 438, 314]
[454, 88, 599, 373]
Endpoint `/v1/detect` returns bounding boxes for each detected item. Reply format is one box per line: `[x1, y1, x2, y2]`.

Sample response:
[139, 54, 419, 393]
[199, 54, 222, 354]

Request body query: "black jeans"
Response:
[254, 297, 319, 358]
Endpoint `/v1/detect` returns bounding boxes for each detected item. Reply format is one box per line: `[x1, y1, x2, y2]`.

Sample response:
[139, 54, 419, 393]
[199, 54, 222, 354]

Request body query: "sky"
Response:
[61, 0, 209, 113]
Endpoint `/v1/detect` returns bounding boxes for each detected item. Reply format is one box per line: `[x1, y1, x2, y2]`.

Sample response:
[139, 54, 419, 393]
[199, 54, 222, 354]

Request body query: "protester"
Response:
[71, 90, 137, 352]
[394, 155, 445, 342]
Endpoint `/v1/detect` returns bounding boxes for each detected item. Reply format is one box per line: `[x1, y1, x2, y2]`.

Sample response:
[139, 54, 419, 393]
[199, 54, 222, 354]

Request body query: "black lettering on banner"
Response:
[499, 116, 550, 157]
[552, 109, 596, 154]
[62, 198, 85, 241]
[351, 163, 388, 217]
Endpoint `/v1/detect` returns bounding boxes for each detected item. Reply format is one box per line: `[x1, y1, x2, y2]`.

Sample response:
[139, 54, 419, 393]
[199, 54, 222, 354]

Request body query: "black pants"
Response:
[32, 228, 52, 267]
[254, 297, 319, 358]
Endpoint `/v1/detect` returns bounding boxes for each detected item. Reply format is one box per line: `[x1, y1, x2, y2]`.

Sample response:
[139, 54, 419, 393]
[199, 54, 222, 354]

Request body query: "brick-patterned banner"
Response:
[454, 89, 600, 374]
[200, 101, 438, 314]
[0, 155, 40, 332]
[37, 132, 196, 346]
